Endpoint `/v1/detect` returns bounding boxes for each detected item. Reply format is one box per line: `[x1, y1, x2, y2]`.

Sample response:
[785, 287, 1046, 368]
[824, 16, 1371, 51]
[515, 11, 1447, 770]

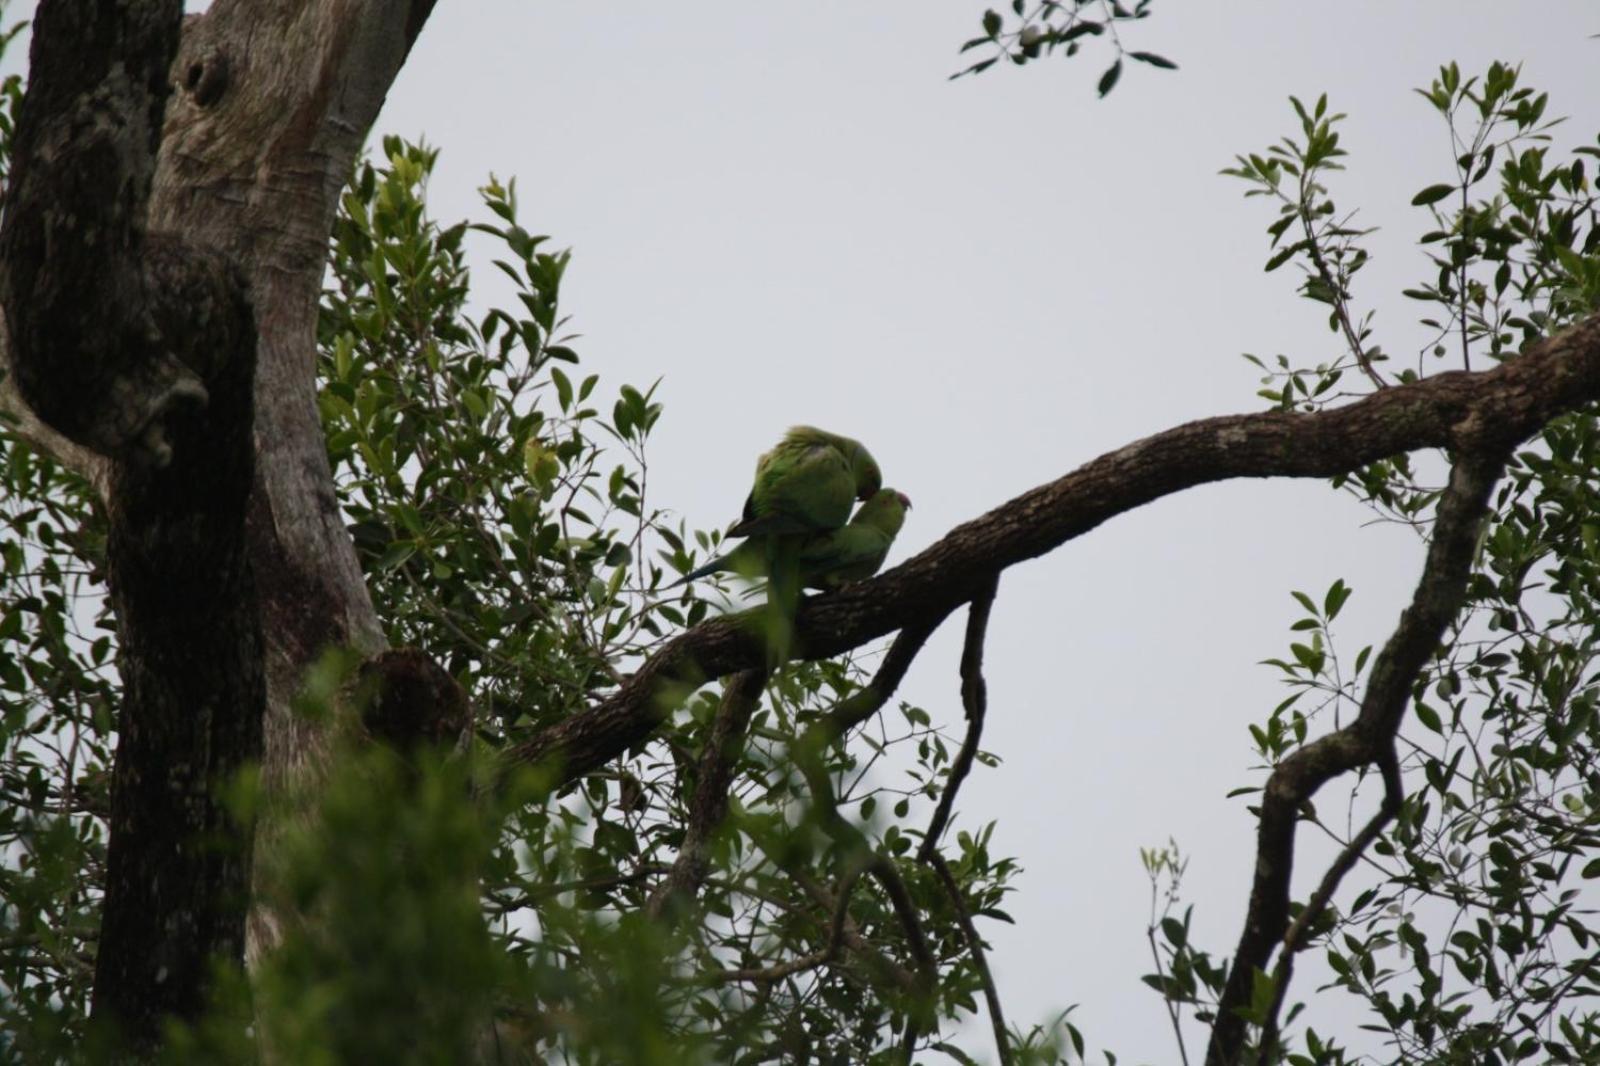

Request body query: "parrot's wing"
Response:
[799, 525, 892, 590]
[729, 440, 854, 538]
[727, 510, 815, 538]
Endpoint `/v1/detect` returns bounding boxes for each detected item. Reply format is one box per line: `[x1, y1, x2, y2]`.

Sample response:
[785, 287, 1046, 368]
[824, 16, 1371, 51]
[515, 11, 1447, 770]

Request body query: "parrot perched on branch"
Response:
[676, 488, 911, 591]
[719, 426, 883, 666]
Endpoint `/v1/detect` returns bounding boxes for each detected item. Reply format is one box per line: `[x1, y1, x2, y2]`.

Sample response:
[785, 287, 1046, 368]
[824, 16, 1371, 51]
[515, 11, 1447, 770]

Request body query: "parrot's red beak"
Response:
[898, 492, 912, 509]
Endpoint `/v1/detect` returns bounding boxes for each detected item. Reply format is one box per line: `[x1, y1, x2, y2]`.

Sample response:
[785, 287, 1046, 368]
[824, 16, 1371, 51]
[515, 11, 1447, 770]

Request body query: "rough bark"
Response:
[93, 248, 261, 1044]
[0, 0, 203, 463]
[0, 0, 263, 1046]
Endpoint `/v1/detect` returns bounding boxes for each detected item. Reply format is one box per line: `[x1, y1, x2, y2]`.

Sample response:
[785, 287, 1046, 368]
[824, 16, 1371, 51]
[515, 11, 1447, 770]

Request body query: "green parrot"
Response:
[722, 426, 883, 666]
[676, 488, 911, 590]
[725, 426, 882, 538]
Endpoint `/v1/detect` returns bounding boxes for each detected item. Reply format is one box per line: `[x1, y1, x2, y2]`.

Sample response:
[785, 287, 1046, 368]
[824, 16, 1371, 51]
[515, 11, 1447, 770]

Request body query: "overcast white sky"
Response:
[12, 2, 1600, 1061]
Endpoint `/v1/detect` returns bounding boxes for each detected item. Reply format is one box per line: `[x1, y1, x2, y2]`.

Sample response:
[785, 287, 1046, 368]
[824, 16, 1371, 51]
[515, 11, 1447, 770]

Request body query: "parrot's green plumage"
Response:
[677, 489, 911, 591]
[713, 427, 885, 667]
[725, 426, 882, 539]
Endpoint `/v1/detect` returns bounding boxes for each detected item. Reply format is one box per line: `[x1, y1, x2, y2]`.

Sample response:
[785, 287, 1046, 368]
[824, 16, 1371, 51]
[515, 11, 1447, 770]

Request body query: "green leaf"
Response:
[550, 366, 573, 411]
[1264, 245, 1297, 272]
[1410, 183, 1456, 206]
[1128, 51, 1176, 70]
[1096, 59, 1123, 98]
[1324, 579, 1351, 620]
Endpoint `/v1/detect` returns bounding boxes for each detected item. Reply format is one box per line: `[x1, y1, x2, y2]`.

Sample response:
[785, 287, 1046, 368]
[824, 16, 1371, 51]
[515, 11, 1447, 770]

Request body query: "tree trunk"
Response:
[0, 0, 437, 1044]
[146, 0, 438, 959]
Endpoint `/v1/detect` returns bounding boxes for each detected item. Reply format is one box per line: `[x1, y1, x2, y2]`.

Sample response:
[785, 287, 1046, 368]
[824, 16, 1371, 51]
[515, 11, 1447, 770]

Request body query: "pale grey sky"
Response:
[13, 2, 1600, 1061]
[368, 5, 1599, 1060]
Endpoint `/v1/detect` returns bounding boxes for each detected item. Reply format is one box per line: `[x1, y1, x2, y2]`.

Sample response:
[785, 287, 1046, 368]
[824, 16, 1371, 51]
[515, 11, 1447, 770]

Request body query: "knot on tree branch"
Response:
[358, 648, 471, 754]
[182, 50, 230, 108]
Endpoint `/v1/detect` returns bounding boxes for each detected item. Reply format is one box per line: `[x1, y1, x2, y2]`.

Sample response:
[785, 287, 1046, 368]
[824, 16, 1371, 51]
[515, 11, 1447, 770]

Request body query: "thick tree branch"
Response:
[1205, 448, 1507, 1066]
[154, 0, 434, 718]
[513, 314, 1600, 792]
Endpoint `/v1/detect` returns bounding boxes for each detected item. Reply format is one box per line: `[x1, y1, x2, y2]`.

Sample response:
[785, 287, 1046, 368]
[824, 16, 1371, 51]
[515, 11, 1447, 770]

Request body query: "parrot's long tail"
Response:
[671, 553, 730, 587]
[764, 535, 801, 669]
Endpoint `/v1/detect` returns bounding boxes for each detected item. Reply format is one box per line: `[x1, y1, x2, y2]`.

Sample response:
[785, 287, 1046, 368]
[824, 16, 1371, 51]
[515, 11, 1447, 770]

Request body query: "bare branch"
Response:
[921, 577, 998, 861]
[1206, 448, 1508, 1066]
[929, 853, 1012, 1066]
[907, 577, 1008, 1061]
[0, 320, 110, 492]
[647, 669, 765, 920]
[823, 611, 952, 740]
[1260, 752, 1402, 1057]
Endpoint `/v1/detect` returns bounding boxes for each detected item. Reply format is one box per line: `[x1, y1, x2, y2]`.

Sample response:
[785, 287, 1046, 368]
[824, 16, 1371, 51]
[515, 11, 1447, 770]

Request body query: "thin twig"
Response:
[790, 869, 920, 993]
[822, 611, 952, 741]
[930, 853, 1012, 1065]
[1260, 750, 1402, 1057]
[1146, 917, 1191, 1066]
[696, 866, 865, 985]
[794, 691, 940, 1061]
[485, 864, 669, 913]
[921, 578, 998, 861]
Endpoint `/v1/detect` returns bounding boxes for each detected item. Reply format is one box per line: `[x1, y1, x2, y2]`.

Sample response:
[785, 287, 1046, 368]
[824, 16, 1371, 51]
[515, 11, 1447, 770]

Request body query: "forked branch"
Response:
[1205, 448, 1508, 1066]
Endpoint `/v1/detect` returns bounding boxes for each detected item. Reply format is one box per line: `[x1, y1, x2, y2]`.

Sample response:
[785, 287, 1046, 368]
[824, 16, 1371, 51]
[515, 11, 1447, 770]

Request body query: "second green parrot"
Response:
[677, 488, 911, 590]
